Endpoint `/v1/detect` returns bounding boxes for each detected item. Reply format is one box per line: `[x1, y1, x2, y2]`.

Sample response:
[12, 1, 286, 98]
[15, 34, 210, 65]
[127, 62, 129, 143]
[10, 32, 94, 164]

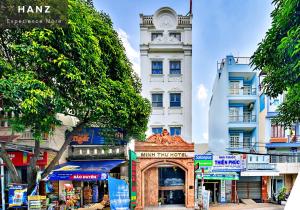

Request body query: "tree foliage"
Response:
[0, 0, 150, 191]
[251, 0, 300, 126]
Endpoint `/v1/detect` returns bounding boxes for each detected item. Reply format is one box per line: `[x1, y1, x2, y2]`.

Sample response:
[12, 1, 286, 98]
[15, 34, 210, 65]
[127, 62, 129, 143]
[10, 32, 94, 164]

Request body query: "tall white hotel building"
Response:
[139, 7, 193, 142]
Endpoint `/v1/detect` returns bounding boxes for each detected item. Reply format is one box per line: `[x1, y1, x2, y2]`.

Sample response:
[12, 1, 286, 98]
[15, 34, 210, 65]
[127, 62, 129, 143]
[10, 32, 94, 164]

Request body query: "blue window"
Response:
[152, 61, 163, 74]
[170, 61, 181, 74]
[152, 93, 163, 107]
[260, 94, 265, 112]
[152, 127, 163, 134]
[170, 93, 181, 107]
[170, 127, 181, 136]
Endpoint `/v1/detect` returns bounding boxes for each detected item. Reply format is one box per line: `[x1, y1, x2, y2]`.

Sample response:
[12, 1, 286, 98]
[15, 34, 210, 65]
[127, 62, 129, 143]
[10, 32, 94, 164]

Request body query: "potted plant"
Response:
[277, 187, 287, 205]
[158, 197, 164, 206]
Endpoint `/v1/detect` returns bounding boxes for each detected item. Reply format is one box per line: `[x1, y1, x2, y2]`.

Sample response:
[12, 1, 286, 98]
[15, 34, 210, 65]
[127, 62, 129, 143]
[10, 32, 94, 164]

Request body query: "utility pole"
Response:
[0, 158, 5, 210]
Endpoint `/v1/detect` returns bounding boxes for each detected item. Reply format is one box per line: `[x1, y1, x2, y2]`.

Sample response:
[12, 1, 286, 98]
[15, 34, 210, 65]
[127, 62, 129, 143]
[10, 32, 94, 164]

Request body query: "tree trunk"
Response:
[41, 121, 86, 179]
[27, 140, 41, 194]
[0, 143, 21, 183]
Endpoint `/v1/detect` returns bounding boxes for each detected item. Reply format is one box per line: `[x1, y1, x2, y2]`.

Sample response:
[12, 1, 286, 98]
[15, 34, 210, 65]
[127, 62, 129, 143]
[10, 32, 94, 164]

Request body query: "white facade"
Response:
[208, 55, 259, 154]
[140, 7, 192, 142]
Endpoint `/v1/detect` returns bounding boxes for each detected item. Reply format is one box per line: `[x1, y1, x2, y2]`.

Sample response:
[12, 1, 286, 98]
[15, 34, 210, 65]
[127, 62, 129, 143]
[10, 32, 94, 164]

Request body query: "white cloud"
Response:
[117, 28, 140, 75]
[202, 132, 208, 142]
[197, 84, 208, 103]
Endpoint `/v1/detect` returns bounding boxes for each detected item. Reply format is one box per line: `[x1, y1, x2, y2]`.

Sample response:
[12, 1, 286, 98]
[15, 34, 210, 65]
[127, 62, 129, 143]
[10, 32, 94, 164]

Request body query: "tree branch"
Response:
[27, 140, 41, 193]
[0, 142, 21, 183]
[41, 120, 87, 179]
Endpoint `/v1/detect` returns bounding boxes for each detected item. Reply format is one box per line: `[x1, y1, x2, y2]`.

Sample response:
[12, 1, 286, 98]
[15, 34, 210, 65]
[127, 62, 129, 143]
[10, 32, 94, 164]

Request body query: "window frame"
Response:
[169, 32, 181, 41]
[152, 127, 163, 134]
[151, 32, 163, 41]
[151, 61, 163, 75]
[169, 61, 181, 75]
[169, 93, 181, 107]
[152, 93, 163, 108]
[170, 127, 181, 136]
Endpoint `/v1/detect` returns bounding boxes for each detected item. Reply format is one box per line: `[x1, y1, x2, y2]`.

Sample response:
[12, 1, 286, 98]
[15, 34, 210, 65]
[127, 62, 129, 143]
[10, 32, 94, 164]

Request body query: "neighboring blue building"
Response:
[209, 55, 259, 155]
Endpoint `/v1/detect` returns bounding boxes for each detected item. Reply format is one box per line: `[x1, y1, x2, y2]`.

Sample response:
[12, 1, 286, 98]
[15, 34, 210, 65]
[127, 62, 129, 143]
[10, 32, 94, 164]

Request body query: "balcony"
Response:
[229, 87, 257, 96]
[229, 112, 256, 123]
[266, 135, 300, 148]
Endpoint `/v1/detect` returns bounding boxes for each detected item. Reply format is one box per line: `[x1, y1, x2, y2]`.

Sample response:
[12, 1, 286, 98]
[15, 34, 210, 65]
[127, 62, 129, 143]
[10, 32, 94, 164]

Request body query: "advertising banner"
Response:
[129, 150, 137, 210]
[108, 176, 130, 210]
[28, 195, 46, 210]
[212, 155, 242, 172]
[220, 180, 226, 203]
[7, 151, 47, 166]
[69, 127, 124, 145]
[194, 155, 213, 172]
[8, 184, 27, 207]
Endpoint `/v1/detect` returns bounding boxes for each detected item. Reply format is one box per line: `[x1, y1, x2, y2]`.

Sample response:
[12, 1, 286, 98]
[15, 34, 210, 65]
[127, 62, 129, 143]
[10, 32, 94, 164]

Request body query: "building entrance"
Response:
[158, 166, 185, 205]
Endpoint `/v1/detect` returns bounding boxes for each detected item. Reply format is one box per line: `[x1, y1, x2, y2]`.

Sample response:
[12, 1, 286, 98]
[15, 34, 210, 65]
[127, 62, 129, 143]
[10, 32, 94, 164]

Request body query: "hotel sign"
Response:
[136, 152, 194, 158]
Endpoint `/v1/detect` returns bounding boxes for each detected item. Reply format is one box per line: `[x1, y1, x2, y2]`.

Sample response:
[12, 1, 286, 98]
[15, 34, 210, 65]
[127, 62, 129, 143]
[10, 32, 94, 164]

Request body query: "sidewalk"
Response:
[210, 203, 284, 210]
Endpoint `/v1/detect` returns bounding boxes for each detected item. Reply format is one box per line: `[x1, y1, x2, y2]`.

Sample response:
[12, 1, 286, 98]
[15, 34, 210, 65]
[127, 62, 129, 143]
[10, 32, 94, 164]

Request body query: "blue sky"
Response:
[94, 0, 274, 143]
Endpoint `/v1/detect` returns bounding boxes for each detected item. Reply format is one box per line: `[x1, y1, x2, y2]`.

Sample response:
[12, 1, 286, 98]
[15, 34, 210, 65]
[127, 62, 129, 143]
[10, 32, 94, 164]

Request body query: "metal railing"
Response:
[229, 113, 256, 123]
[229, 87, 257, 95]
[270, 155, 300, 163]
[234, 57, 251, 65]
[18, 131, 48, 140]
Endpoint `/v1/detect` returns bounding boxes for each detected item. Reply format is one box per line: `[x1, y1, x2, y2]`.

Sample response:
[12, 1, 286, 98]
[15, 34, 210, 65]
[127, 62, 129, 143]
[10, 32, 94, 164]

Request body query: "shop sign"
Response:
[129, 150, 137, 210]
[70, 127, 124, 145]
[7, 151, 47, 166]
[194, 155, 213, 172]
[220, 180, 226, 203]
[136, 152, 194, 158]
[28, 195, 46, 210]
[197, 173, 239, 181]
[70, 173, 107, 180]
[8, 184, 27, 207]
[212, 155, 243, 172]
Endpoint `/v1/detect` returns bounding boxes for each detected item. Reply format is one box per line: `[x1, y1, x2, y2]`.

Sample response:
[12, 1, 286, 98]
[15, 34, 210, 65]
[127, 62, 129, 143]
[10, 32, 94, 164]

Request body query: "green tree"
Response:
[0, 0, 150, 193]
[251, 0, 300, 126]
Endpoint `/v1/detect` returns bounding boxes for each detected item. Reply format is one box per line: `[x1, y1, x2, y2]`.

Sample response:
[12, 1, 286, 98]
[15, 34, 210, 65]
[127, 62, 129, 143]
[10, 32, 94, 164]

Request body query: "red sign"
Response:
[7, 151, 48, 167]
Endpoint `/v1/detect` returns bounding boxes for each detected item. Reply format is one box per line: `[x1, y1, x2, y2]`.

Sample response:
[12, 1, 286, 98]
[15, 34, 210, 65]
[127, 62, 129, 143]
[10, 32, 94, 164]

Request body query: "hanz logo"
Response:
[18, 5, 51, 14]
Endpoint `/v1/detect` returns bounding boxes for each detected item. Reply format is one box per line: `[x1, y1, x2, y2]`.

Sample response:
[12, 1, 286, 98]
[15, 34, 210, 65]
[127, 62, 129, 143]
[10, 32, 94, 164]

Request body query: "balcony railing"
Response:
[18, 131, 48, 140]
[247, 163, 276, 170]
[229, 87, 257, 96]
[229, 113, 256, 123]
[228, 142, 255, 152]
[270, 155, 300, 163]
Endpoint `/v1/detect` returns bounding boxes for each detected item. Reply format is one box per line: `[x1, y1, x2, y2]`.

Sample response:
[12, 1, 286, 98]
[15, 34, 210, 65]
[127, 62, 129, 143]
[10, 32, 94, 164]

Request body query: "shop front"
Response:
[135, 130, 194, 209]
[47, 160, 125, 209]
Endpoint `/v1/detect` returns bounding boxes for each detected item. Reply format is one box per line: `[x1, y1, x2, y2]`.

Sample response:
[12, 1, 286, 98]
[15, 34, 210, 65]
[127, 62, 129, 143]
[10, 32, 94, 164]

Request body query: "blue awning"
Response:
[265, 143, 300, 148]
[48, 160, 125, 181]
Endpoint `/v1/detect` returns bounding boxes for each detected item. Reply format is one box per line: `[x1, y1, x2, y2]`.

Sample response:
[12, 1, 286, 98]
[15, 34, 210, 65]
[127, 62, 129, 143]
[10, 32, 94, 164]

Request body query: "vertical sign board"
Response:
[129, 150, 137, 210]
[220, 180, 226, 203]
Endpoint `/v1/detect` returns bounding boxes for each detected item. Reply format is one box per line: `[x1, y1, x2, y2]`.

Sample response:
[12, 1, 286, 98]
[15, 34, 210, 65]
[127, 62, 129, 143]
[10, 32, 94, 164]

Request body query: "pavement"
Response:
[144, 203, 284, 210]
[210, 203, 284, 210]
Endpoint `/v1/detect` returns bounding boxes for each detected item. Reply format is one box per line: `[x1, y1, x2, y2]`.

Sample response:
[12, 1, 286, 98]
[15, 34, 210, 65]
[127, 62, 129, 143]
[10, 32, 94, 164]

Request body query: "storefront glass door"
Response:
[158, 167, 185, 205]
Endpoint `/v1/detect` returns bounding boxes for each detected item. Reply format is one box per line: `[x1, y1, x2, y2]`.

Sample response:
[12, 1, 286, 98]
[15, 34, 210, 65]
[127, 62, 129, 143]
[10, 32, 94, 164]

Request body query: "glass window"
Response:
[152, 61, 163, 74]
[170, 127, 181, 136]
[170, 61, 181, 74]
[152, 127, 163, 134]
[152, 93, 163, 107]
[151, 33, 163, 41]
[170, 33, 181, 41]
[230, 135, 239, 148]
[170, 93, 181, 107]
